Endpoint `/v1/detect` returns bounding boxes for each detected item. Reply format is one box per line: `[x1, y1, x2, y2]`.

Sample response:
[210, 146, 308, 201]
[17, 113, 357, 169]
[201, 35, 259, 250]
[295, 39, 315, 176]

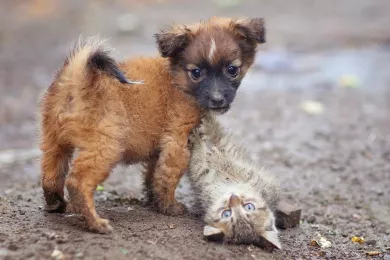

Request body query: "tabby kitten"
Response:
[188, 115, 282, 249]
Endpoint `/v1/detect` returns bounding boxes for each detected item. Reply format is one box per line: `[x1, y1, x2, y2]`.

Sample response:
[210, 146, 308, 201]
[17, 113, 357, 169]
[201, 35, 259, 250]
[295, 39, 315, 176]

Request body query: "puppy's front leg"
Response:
[152, 133, 190, 215]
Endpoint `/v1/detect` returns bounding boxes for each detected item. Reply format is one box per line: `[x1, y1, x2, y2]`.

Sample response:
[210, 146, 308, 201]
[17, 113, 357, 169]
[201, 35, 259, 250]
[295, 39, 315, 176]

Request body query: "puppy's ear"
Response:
[154, 26, 191, 58]
[233, 18, 265, 44]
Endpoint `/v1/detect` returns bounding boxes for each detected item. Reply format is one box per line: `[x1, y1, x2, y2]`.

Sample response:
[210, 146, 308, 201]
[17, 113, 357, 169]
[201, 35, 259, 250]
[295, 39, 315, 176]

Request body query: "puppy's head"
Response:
[155, 17, 265, 113]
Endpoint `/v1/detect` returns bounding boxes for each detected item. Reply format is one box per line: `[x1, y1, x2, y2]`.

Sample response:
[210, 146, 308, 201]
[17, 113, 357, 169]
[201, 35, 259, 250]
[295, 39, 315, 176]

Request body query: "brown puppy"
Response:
[39, 17, 265, 233]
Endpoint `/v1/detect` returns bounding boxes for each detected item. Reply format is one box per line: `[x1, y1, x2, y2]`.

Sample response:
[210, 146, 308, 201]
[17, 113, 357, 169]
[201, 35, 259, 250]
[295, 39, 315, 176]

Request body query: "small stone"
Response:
[51, 249, 64, 260]
[376, 191, 384, 196]
[307, 216, 316, 224]
[341, 233, 348, 237]
[366, 239, 376, 246]
[27, 198, 32, 202]
[323, 219, 333, 225]
[300, 100, 324, 115]
[47, 232, 56, 240]
[16, 195, 23, 200]
[127, 206, 134, 211]
[56, 237, 68, 244]
[283, 160, 293, 168]
[326, 230, 337, 236]
[0, 249, 8, 257]
[167, 223, 176, 229]
[119, 248, 128, 256]
[312, 188, 320, 195]
[352, 214, 361, 220]
[330, 164, 345, 172]
[75, 252, 84, 258]
[7, 244, 18, 251]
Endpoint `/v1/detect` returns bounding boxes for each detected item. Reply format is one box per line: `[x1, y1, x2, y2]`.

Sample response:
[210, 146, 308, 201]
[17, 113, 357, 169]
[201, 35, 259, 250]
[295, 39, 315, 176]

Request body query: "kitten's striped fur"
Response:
[188, 114, 282, 249]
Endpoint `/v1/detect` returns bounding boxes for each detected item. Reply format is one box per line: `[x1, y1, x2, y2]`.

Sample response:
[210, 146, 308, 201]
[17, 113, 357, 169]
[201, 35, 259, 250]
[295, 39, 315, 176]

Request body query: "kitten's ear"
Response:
[203, 225, 225, 242]
[262, 230, 282, 250]
[154, 25, 191, 58]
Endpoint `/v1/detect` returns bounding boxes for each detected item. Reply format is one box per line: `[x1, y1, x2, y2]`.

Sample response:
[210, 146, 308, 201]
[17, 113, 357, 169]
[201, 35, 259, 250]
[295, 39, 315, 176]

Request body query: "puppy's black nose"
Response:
[210, 96, 225, 107]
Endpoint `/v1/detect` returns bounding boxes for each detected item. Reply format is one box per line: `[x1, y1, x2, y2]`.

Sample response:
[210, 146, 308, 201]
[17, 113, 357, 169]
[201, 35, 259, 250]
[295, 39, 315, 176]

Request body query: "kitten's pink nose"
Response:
[229, 194, 240, 207]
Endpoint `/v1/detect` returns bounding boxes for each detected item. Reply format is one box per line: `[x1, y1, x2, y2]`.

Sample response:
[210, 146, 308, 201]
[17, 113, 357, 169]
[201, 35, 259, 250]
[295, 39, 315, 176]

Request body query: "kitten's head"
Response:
[203, 192, 281, 250]
[155, 17, 265, 114]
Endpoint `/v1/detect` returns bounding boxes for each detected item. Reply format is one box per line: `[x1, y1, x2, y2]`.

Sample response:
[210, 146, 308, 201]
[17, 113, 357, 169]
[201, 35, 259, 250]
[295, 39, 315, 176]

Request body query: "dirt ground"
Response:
[1, 0, 390, 259]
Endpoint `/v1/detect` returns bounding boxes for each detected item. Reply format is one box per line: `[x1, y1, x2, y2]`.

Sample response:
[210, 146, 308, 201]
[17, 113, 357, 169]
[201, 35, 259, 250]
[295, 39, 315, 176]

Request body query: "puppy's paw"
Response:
[44, 195, 67, 213]
[66, 200, 81, 215]
[158, 200, 187, 216]
[87, 218, 113, 234]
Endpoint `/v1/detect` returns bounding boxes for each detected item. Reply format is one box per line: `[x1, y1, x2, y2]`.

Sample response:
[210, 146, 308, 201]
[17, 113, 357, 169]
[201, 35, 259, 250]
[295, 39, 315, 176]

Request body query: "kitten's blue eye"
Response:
[244, 203, 256, 211]
[221, 209, 232, 218]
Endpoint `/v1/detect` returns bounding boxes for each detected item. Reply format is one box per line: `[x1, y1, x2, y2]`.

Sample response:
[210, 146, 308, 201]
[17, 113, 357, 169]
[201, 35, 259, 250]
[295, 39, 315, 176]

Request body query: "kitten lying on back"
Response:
[188, 115, 282, 249]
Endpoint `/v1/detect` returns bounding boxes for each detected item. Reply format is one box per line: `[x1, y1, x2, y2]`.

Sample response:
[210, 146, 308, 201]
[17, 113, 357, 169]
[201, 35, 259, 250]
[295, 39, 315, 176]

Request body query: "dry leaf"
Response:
[366, 251, 382, 256]
[339, 74, 359, 88]
[310, 233, 332, 248]
[351, 236, 365, 244]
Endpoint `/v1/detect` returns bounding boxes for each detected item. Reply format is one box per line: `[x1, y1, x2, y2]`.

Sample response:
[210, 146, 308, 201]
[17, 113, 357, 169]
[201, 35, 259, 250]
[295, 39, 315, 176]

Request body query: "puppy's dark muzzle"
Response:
[208, 92, 228, 108]
[209, 98, 227, 108]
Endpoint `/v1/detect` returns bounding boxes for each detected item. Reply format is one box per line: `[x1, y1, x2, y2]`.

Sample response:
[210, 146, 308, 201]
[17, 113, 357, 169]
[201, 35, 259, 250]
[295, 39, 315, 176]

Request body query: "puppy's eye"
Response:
[190, 69, 202, 80]
[227, 66, 239, 77]
[221, 209, 232, 218]
[244, 203, 256, 211]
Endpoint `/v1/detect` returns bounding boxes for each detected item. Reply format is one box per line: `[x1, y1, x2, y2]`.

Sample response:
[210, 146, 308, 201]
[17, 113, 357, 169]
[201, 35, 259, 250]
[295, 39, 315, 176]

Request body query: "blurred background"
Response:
[1, 0, 390, 148]
[0, 0, 389, 259]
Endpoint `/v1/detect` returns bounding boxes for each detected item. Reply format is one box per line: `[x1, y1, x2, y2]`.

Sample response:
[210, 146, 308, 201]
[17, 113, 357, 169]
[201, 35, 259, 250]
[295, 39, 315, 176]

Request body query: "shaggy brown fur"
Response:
[39, 17, 265, 234]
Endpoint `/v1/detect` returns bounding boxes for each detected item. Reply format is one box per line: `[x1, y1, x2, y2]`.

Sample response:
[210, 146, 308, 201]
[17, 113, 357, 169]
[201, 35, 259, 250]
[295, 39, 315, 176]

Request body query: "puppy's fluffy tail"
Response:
[58, 37, 131, 88]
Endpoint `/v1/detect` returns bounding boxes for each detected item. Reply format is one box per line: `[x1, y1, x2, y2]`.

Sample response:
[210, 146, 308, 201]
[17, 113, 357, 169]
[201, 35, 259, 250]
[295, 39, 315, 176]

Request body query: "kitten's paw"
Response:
[87, 217, 113, 234]
[158, 201, 187, 216]
[198, 124, 206, 137]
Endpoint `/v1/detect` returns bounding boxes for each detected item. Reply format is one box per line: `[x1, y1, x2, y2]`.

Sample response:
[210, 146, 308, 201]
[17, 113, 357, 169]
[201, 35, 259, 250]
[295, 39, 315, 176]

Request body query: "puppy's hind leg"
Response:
[41, 139, 74, 213]
[65, 141, 122, 234]
[141, 154, 159, 203]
